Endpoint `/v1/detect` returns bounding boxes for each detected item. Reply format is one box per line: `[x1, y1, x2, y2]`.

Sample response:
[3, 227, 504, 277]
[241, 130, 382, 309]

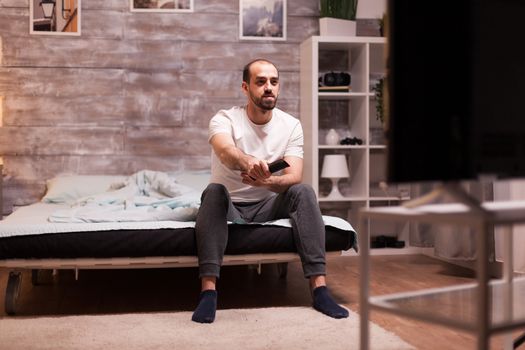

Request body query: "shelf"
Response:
[318, 196, 368, 202]
[0, 163, 2, 221]
[318, 92, 369, 100]
[314, 36, 386, 50]
[301, 36, 401, 253]
[369, 276, 525, 335]
[318, 145, 366, 150]
[369, 196, 409, 202]
[343, 246, 434, 257]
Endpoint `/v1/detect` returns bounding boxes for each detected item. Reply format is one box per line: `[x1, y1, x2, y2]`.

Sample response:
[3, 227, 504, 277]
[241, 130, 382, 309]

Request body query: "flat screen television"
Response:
[386, 0, 525, 183]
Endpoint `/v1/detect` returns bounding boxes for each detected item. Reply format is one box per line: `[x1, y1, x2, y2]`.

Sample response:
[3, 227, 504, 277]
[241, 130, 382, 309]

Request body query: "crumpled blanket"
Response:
[48, 170, 201, 223]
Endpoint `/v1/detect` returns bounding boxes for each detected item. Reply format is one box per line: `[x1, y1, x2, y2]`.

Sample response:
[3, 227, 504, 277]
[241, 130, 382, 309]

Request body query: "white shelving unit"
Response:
[0, 161, 3, 220]
[300, 36, 421, 252]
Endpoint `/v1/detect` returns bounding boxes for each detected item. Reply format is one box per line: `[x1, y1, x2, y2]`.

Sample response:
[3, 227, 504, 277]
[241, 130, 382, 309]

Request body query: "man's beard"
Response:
[250, 91, 278, 111]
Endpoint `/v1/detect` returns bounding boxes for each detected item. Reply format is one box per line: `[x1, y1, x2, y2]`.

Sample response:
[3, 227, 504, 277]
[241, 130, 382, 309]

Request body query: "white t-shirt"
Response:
[208, 106, 304, 202]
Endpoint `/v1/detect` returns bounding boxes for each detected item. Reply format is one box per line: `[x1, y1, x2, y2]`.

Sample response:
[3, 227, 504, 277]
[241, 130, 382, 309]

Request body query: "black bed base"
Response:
[0, 225, 355, 260]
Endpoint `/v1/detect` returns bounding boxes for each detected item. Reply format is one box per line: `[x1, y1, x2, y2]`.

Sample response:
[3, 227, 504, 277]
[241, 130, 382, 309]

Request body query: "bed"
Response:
[0, 170, 357, 315]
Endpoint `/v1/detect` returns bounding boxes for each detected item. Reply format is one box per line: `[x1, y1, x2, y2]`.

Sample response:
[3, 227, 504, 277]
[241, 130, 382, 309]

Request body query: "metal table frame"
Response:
[358, 184, 525, 350]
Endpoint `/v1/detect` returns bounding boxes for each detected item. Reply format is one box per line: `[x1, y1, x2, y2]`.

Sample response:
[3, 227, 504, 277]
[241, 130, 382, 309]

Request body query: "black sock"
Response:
[312, 286, 349, 319]
[192, 290, 217, 323]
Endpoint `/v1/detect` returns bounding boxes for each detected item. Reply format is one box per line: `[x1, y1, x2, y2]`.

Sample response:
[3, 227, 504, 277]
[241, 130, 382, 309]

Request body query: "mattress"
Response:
[0, 203, 356, 260]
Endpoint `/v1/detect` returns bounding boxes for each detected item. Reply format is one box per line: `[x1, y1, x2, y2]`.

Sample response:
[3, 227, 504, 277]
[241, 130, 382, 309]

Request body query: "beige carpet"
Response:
[0, 307, 414, 350]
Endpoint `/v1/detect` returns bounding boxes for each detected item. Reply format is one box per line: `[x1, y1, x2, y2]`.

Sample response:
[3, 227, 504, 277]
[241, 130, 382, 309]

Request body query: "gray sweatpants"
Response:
[194, 183, 326, 279]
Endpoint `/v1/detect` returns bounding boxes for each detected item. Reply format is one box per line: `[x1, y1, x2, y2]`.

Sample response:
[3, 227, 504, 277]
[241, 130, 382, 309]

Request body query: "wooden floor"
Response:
[0, 255, 517, 349]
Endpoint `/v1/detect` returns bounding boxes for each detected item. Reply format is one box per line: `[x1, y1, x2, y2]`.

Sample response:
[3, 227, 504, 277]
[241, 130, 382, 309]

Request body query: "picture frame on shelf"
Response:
[130, 0, 193, 13]
[30, 0, 81, 36]
[239, 0, 286, 41]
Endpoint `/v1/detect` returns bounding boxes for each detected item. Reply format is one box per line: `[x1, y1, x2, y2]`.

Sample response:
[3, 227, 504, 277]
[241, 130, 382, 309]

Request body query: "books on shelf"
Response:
[318, 85, 351, 92]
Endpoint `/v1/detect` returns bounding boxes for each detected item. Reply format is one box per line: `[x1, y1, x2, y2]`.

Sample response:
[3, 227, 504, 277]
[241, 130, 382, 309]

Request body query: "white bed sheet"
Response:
[0, 203, 195, 238]
[0, 203, 356, 239]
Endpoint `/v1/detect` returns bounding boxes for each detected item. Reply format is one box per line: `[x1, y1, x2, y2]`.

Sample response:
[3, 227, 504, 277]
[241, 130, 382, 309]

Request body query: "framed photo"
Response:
[30, 0, 81, 36]
[130, 0, 193, 13]
[240, 0, 286, 41]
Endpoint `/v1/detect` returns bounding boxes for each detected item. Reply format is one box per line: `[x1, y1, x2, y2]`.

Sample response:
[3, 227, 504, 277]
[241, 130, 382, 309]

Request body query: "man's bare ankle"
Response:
[309, 275, 326, 290]
[201, 276, 217, 291]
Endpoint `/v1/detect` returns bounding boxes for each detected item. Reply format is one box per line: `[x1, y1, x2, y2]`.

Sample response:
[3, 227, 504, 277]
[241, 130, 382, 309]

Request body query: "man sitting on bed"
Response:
[192, 58, 349, 323]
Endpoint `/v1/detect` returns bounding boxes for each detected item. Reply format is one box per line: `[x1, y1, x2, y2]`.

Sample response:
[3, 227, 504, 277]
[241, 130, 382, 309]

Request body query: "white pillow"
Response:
[42, 175, 126, 204]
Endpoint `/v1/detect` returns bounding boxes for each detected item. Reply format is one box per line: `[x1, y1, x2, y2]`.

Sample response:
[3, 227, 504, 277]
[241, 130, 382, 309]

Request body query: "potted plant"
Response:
[370, 76, 387, 145]
[319, 0, 358, 36]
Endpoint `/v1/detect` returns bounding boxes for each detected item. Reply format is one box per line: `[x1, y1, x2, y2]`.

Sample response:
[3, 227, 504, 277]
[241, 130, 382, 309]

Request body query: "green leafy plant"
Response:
[372, 77, 385, 124]
[320, 0, 358, 21]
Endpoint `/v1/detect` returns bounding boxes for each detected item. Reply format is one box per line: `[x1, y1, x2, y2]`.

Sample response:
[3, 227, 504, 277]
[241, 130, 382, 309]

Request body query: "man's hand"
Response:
[240, 172, 265, 186]
[241, 156, 303, 193]
[241, 161, 270, 187]
[243, 158, 271, 181]
[210, 133, 303, 193]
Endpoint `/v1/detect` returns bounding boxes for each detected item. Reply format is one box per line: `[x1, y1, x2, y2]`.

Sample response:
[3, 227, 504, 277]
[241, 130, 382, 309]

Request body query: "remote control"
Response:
[268, 159, 290, 173]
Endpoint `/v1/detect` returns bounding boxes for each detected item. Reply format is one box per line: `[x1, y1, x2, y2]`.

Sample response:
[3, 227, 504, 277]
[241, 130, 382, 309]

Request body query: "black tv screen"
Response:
[386, 0, 525, 183]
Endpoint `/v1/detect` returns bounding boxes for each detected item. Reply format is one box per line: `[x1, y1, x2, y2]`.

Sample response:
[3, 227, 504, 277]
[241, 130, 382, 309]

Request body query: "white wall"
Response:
[357, 0, 386, 18]
[33, 0, 44, 19]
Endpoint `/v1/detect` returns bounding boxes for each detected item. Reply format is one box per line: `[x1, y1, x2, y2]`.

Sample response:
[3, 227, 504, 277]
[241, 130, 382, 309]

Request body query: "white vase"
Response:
[325, 129, 340, 145]
[319, 17, 357, 37]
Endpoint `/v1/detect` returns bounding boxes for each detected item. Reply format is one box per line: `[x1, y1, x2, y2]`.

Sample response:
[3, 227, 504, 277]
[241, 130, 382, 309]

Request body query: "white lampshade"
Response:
[321, 154, 349, 199]
[321, 154, 349, 179]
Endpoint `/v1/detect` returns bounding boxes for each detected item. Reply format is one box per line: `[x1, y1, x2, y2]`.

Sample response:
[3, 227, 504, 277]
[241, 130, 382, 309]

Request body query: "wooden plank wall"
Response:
[0, 0, 320, 214]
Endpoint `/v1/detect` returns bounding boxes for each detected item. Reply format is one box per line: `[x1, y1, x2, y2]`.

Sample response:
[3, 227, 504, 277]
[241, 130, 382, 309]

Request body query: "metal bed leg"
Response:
[276, 262, 288, 279]
[5, 271, 22, 315]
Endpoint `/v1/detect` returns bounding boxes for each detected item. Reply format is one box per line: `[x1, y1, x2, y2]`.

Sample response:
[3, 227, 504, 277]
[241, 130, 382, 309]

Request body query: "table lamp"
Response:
[321, 154, 349, 199]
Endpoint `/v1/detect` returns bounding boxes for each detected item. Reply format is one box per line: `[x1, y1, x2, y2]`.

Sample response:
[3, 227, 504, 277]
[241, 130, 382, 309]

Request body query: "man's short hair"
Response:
[242, 59, 278, 83]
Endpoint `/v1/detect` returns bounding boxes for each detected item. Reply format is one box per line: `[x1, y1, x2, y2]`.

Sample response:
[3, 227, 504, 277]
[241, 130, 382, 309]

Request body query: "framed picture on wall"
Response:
[30, 0, 81, 36]
[240, 0, 286, 41]
[130, 0, 193, 13]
